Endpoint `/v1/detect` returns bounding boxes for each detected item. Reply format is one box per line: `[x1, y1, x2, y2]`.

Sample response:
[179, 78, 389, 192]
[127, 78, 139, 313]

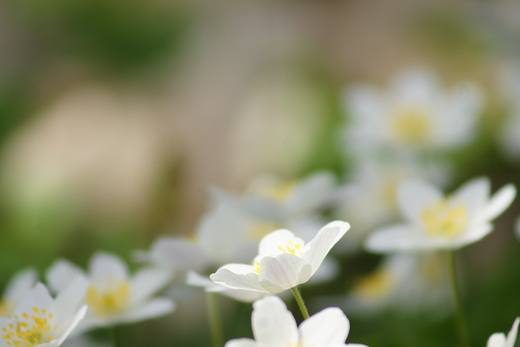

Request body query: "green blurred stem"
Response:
[291, 286, 309, 319]
[447, 250, 469, 346]
[110, 326, 121, 347]
[206, 291, 224, 347]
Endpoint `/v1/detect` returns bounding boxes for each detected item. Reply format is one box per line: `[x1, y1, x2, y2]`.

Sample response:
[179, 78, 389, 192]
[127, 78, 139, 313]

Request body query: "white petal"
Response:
[299, 307, 349, 347]
[46, 259, 86, 293]
[365, 225, 445, 252]
[129, 267, 172, 306]
[210, 264, 267, 293]
[303, 221, 350, 274]
[453, 177, 490, 218]
[225, 338, 257, 347]
[89, 252, 128, 285]
[115, 297, 175, 324]
[4, 268, 38, 303]
[488, 333, 507, 347]
[259, 229, 301, 257]
[452, 224, 493, 249]
[258, 254, 312, 293]
[13, 283, 54, 317]
[398, 180, 443, 225]
[286, 172, 337, 216]
[251, 296, 298, 347]
[56, 305, 87, 346]
[146, 236, 209, 272]
[186, 271, 215, 288]
[54, 276, 90, 335]
[478, 184, 516, 224]
[506, 317, 520, 347]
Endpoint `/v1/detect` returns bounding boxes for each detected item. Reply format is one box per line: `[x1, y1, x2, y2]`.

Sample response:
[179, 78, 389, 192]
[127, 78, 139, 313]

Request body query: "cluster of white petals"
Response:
[0, 268, 38, 317]
[225, 296, 367, 347]
[487, 318, 519, 347]
[46, 251, 174, 333]
[366, 178, 516, 252]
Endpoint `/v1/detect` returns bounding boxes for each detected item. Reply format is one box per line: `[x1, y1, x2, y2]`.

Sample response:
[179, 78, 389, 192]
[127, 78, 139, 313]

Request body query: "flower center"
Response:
[276, 239, 303, 256]
[253, 181, 295, 202]
[352, 267, 393, 300]
[86, 279, 130, 317]
[420, 199, 468, 238]
[0, 298, 15, 317]
[1, 307, 56, 347]
[391, 107, 431, 143]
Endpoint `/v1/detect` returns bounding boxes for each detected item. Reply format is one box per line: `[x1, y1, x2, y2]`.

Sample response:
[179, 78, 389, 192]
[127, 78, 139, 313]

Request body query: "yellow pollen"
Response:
[1, 307, 57, 347]
[253, 181, 295, 202]
[253, 262, 261, 274]
[391, 107, 431, 144]
[420, 199, 468, 238]
[276, 240, 304, 257]
[86, 279, 131, 317]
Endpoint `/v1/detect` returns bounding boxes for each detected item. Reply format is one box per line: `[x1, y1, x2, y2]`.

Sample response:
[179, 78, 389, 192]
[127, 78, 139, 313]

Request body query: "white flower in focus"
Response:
[343, 68, 483, 154]
[46, 252, 174, 333]
[210, 221, 349, 294]
[487, 317, 519, 347]
[345, 253, 450, 315]
[0, 278, 88, 347]
[366, 178, 516, 252]
[225, 295, 367, 347]
[0, 268, 38, 317]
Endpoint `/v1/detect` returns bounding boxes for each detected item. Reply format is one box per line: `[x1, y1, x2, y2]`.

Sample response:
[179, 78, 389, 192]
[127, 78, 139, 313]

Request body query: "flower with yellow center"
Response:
[342, 68, 483, 155]
[210, 221, 349, 294]
[46, 252, 174, 334]
[366, 177, 516, 252]
[224, 296, 367, 347]
[0, 269, 38, 317]
[0, 278, 88, 347]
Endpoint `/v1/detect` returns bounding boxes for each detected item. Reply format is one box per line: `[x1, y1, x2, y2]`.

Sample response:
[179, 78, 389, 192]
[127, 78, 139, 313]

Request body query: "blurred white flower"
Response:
[210, 221, 349, 294]
[342, 68, 483, 155]
[345, 253, 450, 315]
[366, 178, 516, 252]
[225, 295, 367, 347]
[487, 317, 519, 347]
[0, 268, 38, 317]
[46, 252, 174, 333]
[0, 278, 88, 347]
[336, 158, 451, 252]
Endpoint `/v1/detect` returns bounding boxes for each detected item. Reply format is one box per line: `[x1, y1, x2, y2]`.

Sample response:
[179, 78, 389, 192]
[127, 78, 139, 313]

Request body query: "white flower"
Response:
[366, 178, 516, 252]
[0, 278, 88, 347]
[487, 317, 519, 347]
[134, 201, 258, 273]
[342, 68, 483, 154]
[210, 221, 349, 294]
[224, 295, 367, 347]
[46, 251, 174, 333]
[0, 268, 38, 317]
[345, 253, 450, 315]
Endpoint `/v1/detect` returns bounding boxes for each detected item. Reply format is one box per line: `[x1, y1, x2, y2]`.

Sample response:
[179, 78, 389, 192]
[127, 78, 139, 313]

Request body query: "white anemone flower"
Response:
[487, 317, 519, 347]
[0, 278, 88, 347]
[0, 268, 38, 317]
[342, 68, 483, 155]
[46, 252, 174, 333]
[225, 295, 367, 347]
[210, 221, 349, 294]
[366, 177, 516, 252]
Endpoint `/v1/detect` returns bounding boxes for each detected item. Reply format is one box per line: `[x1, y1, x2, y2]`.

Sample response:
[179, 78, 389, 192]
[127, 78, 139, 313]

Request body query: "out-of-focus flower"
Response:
[225, 295, 367, 347]
[366, 178, 516, 252]
[342, 68, 483, 155]
[46, 252, 174, 333]
[210, 221, 349, 294]
[335, 158, 450, 251]
[345, 253, 450, 315]
[0, 278, 88, 347]
[134, 201, 258, 273]
[487, 317, 519, 347]
[0, 268, 38, 316]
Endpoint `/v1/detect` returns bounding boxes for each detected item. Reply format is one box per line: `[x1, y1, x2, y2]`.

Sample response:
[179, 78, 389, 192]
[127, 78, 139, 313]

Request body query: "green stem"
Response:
[110, 326, 121, 347]
[291, 286, 310, 319]
[447, 250, 469, 346]
[206, 291, 224, 347]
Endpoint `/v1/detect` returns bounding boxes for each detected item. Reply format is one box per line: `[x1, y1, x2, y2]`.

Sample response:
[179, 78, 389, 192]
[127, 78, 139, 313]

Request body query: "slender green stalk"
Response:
[291, 286, 310, 319]
[110, 326, 121, 347]
[447, 250, 469, 346]
[206, 291, 224, 347]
